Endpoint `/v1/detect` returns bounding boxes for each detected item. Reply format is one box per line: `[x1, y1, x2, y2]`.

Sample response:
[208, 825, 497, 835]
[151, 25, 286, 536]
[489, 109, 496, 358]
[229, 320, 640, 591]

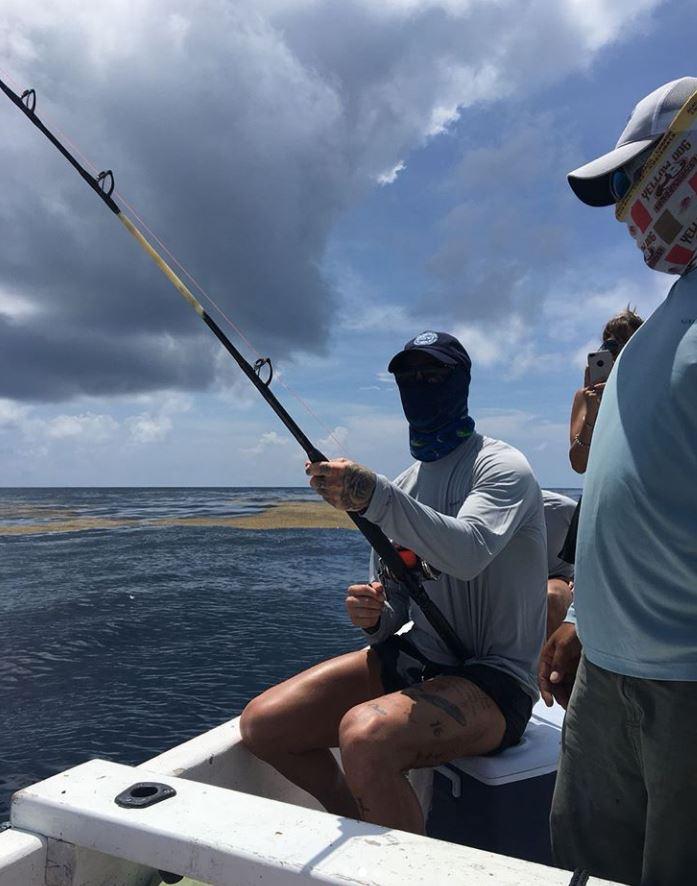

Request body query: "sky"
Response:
[0, 0, 691, 487]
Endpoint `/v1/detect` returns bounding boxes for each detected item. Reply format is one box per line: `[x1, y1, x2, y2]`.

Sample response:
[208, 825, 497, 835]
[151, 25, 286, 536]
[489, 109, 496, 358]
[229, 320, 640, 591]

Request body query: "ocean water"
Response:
[0, 486, 580, 818]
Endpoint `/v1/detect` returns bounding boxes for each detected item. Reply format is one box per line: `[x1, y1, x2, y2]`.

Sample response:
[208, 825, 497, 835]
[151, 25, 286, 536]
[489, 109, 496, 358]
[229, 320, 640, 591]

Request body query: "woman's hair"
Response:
[602, 306, 644, 346]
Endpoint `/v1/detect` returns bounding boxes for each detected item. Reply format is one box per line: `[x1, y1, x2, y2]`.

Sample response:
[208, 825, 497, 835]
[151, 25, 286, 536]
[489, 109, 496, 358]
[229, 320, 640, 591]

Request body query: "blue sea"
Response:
[0, 486, 580, 818]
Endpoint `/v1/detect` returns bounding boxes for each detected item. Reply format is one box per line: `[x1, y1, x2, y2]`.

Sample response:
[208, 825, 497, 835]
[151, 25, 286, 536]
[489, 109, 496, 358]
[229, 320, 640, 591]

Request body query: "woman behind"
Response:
[569, 307, 644, 474]
[559, 307, 643, 567]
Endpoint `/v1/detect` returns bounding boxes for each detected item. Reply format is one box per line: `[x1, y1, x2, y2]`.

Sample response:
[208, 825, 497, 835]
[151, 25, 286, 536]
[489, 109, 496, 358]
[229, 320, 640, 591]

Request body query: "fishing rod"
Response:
[0, 76, 469, 663]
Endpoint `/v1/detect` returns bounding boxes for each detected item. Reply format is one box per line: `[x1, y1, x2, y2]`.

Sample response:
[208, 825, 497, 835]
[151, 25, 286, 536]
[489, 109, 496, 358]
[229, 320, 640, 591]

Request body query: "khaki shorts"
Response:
[552, 655, 697, 885]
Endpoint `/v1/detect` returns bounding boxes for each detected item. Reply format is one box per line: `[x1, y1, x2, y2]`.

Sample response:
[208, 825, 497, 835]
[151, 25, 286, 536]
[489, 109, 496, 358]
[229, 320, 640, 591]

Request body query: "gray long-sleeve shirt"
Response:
[542, 489, 576, 581]
[363, 433, 547, 699]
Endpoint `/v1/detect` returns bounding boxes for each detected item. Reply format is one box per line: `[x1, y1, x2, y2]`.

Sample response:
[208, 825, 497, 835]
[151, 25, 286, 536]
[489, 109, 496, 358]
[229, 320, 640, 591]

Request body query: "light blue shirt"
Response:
[567, 269, 697, 680]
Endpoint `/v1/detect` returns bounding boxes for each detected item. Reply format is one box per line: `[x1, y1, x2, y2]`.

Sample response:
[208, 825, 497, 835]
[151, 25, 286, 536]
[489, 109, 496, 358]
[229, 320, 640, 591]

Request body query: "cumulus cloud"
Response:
[0, 398, 28, 427]
[0, 0, 663, 404]
[450, 317, 566, 382]
[0, 393, 191, 456]
[475, 408, 570, 478]
[125, 413, 173, 444]
[242, 429, 291, 456]
[317, 424, 349, 456]
[378, 161, 406, 185]
[123, 393, 191, 443]
[0, 287, 38, 321]
[45, 412, 118, 441]
[451, 321, 520, 368]
[542, 274, 670, 343]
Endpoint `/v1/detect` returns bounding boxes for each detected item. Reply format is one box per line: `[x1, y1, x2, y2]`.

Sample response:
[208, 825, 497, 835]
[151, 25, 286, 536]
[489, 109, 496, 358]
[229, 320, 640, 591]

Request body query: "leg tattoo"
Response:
[409, 687, 468, 726]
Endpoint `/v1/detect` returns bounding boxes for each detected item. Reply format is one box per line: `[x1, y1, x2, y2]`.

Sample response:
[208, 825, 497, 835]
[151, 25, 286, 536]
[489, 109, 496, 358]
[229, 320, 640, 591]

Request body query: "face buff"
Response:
[397, 365, 475, 462]
[615, 87, 697, 275]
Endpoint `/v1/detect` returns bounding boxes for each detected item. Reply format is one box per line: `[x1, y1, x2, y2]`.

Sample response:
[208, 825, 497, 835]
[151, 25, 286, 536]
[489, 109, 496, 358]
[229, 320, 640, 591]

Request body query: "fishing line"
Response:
[0, 72, 469, 662]
[111, 195, 346, 454]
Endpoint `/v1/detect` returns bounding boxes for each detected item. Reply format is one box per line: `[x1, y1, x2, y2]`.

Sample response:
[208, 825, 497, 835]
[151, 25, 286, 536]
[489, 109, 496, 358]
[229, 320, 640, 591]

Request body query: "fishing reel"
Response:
[377, 545, 441, 586]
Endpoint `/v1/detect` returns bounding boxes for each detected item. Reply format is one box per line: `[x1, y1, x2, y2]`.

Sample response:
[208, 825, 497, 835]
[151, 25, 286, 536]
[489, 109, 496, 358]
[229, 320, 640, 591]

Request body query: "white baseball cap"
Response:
[568, 77, 697, 207]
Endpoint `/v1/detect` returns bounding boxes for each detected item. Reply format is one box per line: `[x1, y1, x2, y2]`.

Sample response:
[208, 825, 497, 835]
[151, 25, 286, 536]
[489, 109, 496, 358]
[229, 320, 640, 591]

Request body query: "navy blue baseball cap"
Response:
[388, 331, 472, 372]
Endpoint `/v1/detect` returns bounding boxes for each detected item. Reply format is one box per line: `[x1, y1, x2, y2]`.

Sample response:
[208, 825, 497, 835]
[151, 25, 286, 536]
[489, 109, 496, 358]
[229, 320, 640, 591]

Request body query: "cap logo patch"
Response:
[413, 332, 438, 346]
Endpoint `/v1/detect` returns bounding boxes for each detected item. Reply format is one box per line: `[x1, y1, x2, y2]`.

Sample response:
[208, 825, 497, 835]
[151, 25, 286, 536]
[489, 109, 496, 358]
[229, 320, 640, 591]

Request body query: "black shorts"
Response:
[373, 634, 533, 753]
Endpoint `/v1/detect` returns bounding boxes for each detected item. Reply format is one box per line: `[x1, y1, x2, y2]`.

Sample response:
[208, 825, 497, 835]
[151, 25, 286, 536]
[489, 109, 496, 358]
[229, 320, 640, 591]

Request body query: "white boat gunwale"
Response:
[1, 713, 620, 886]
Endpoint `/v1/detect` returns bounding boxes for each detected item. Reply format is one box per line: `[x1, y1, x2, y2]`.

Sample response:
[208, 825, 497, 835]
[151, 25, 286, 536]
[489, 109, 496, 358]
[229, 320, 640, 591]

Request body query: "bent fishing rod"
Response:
[0, 77, 468, 663]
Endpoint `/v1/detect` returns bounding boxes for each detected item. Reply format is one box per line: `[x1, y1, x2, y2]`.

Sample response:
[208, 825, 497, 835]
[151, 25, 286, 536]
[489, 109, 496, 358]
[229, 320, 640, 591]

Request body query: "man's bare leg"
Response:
[339, 675, 507, 833]
[240, 648, 385, 818]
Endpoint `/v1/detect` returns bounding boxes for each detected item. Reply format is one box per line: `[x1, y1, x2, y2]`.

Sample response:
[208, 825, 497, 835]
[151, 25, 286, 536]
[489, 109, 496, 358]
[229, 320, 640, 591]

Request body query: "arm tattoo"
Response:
[340, 464, 376, 511]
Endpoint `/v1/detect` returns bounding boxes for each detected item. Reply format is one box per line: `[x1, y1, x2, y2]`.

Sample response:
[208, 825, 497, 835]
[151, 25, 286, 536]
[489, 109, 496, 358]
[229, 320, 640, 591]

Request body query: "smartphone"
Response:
[587, 349, 614, 386]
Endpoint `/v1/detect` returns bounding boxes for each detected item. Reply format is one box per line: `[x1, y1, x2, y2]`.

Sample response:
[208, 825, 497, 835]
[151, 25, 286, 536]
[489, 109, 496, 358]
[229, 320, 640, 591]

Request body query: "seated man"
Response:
[542, 489, 576, 638]
[240, 331, 546, 835]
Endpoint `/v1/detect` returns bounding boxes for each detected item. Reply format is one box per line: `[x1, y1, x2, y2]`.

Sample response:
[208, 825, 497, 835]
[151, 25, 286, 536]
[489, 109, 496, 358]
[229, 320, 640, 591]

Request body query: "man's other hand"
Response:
[538, 622, 582, 709]
[546, 578, 574, 639]
[305, 458, 376, 512]
[346, 582, 385, 628]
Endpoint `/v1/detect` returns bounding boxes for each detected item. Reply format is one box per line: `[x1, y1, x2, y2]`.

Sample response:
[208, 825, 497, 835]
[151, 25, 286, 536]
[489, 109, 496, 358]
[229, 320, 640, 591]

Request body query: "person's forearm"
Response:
[569, 389, 594, 473]
[547, 578, 573, 638]
[569, 421, 594, 473]
[569, 442, 589, 473]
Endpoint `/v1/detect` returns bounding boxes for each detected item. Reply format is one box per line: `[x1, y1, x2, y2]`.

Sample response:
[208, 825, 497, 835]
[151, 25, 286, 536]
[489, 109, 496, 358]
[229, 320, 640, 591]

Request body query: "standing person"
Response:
[569, 308, 643, 474]
[561, 309, 643, 566]
[540, 77, 697, 886]
[241, 331, 547, 835]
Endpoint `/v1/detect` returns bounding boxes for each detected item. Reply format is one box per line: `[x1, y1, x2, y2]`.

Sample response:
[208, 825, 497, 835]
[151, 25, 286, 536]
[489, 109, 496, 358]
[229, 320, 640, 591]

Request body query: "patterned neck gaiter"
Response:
[397, 365, 476, 462]
[408, 414, 476, 462]
[616, 88, 697, 275]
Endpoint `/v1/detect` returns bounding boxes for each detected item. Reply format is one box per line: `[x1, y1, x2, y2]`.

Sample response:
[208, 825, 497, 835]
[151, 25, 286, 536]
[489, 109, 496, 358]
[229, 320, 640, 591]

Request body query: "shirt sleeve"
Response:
[543, 497, 575, 581]
[362, 455, 538, 582]
[360, 550, 411, 644]
[564, 601, 577, 625]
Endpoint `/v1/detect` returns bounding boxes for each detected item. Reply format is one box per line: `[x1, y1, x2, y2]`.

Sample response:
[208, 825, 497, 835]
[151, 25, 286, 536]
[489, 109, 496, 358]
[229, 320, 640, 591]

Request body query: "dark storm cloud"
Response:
[0, 0, 661, 401]
[0, 316, 214, 401]
[0, 3, 349, 400]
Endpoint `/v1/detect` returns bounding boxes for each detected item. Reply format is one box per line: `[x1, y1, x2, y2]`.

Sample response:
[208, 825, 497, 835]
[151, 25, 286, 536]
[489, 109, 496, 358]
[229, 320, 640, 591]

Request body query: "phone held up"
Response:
[587, 349, 614, 386]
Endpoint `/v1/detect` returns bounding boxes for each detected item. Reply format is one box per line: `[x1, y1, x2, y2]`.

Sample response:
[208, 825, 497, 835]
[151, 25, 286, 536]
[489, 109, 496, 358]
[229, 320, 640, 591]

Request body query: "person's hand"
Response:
[346, 582, 385, 628]
[582, 382, 605, 424]
[305, 458, 376, 512]
[538, 622, 582, 709]
[546, 579, 573, 639]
